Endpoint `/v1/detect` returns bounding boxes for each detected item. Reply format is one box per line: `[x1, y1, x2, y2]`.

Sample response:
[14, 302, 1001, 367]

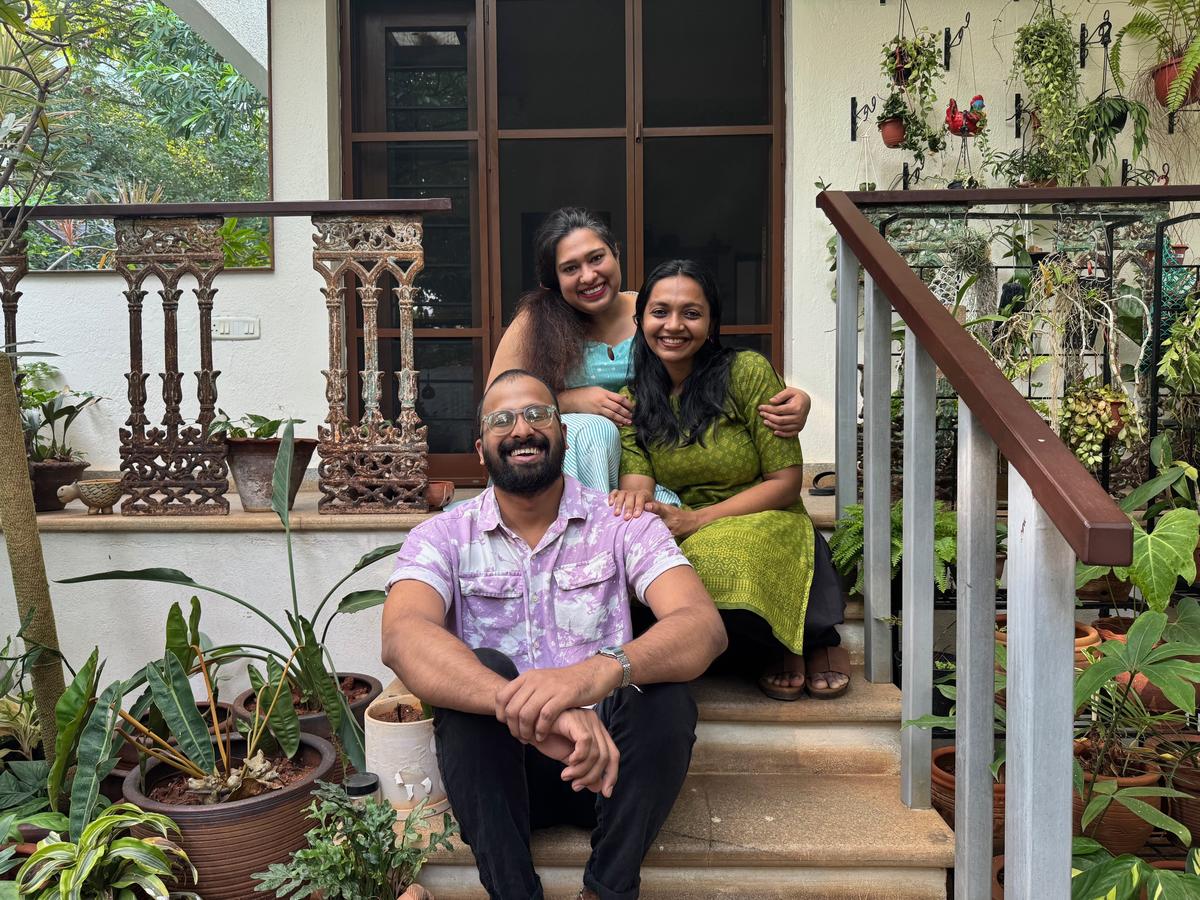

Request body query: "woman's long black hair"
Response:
[514, 207, 621, 391]
[629, 259, 740, 449]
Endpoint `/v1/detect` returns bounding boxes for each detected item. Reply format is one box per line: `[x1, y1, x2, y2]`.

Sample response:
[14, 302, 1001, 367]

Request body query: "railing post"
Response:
[835, 237, 860, 518]
[862, 273, 893, 684]
[955, 402, 998, 898]
[1004, 469, 1075, 899]
[900, 327, 934, 809]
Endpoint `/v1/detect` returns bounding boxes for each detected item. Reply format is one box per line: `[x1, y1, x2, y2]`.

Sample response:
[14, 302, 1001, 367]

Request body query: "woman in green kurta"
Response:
[610, 259, 839, 700]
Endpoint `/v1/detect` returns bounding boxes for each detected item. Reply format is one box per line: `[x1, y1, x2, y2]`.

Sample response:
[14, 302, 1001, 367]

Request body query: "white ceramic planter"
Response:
[365, 680, 449, 816]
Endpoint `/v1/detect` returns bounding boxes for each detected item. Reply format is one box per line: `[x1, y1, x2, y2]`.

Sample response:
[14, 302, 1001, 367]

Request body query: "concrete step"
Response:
[691, 666, 901, 776]
[419, 773, 954, 899]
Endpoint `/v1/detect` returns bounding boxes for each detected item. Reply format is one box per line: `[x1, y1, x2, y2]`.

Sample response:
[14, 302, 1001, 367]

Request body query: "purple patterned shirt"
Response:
[386, 476, 691, 673]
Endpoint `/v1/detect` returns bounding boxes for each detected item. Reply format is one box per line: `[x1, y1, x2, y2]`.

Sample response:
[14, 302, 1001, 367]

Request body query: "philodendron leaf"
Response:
[271, 420, 295, 529]
[69, 680, 124, 841]
[335, 691, 366, 773]
[250, 658, 300, 758]
[1167, 596, 1200, 645]
[1068, 855, 1145, 900]
[48, 648, 99, 812]
[294, 616, 343, 732]
[1127, 508, 1200, 612]
[145, 656, 214, 775]
[350, 542, 406, 575]
[337, 590, 387, 614]
[1112, 793, 1192, 846]
[1124, 611, 1168, 670]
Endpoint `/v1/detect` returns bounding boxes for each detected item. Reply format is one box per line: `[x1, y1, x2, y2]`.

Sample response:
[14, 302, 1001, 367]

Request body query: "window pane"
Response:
[643, 0, 769, 127]
[386, 28, 469, 131]
[353, 142, 478, 328]
[643, 136, 770, 325]
[497, 0, 624, 129]
[371, 337, 482, 454]
[499, 139, 626, 324]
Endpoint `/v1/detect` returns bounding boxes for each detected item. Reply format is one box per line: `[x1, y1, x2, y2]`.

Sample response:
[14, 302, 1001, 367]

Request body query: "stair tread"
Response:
[694, 666, 900, 723]
[429, 773, 954, 869]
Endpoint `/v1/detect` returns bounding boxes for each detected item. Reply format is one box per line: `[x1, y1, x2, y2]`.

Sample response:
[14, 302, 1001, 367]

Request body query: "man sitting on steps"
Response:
[381, 368, 728, 900]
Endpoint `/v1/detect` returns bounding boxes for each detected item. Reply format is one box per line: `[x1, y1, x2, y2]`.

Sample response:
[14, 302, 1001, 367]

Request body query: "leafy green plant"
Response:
[253, 782, 457, 899]
[828, 499, 958, 595]
[1071, 838, 1200, 898]
[205, 409, 303, 440]
[1072, 610, 1200, 845]
[22, 387, 101, 462]
[60, 423, 400, 773]
[1111, 0, 1200, 112]
[1079, 92, 1149, 169]
[878, 28, 945, 167]
[16, 802, 195, 900]
[0, 627, 44, 762]
[1059, 379, 1144, 470]
[218, 217, 271, 269]
[118, 644, 299, 804]
[1159, 290, 1200, 435]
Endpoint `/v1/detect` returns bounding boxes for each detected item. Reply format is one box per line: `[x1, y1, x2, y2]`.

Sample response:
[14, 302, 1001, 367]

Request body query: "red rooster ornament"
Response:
[945, 95, 986, 136]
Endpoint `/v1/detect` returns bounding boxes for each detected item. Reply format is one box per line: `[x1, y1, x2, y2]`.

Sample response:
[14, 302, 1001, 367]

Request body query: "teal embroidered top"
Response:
[565, 336, 634, 392]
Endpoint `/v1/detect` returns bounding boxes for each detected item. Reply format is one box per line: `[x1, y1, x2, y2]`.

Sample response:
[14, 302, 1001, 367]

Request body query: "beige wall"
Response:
[783, 0, 1200, 464]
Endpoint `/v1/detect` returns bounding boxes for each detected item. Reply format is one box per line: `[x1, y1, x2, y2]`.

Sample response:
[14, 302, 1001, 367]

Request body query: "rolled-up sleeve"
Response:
[385, 519, 456, 613]
[624, 512, 692, 604]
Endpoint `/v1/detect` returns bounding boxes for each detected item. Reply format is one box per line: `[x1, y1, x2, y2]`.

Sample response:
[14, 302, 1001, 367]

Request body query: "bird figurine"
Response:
[945, 95, 986, 136]
[57, 478, 123, 514]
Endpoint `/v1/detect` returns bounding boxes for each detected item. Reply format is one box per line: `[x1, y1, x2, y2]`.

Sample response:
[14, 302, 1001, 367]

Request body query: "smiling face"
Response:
[640, 274, 713, 375]
[553, 227, 622, 315]
[476, 374, 567, 496]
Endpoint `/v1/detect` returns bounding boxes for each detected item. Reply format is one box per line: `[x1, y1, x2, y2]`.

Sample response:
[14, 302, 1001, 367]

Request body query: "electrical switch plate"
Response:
[211, 316, 260, 340]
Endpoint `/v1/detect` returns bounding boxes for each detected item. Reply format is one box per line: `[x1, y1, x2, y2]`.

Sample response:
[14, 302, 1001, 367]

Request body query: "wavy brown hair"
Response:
[514, 207, 620, 391]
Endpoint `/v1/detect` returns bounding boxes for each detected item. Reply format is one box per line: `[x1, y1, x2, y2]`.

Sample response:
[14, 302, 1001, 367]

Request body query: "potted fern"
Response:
[1112, 0, 1200, 112]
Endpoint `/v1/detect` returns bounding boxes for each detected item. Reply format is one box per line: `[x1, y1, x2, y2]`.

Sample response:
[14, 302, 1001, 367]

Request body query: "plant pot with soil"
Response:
[365, 680, 449, 816]
[20, 378, 102, 512]
[1153, 57, 1200, 110]
[995, 614, 1100, 667]
[1147, 732, 1200, 847]
[930, 745, 1006, 851]
[1072, 742, 1165, 855]
[208, 410, 315, 512]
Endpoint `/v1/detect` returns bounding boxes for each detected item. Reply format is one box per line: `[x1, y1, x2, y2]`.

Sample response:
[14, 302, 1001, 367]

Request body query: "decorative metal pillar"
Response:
[115, 217, 229, 515]
[312, 215, 428, 513]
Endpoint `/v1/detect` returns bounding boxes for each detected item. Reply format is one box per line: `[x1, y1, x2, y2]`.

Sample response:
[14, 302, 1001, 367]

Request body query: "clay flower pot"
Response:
[1153, 56, 1200, 109]
[122, 733, 337, 900]
[1147, 733, 1200, 846]
[424, 480, 455, 510]
[226, 437, 317, 512]
[1072, 744, 1163, 855]
[991, 855, 1004, 899]
[878, 117, 906, 149]
[29, 459, 90, 511]
[1094, 616, 1136, 644]
[930, 745, 1006, 852]
[994, 615, 1100, 668]
[1076, 572, 1133, 607]
[366, 679, 449, 816]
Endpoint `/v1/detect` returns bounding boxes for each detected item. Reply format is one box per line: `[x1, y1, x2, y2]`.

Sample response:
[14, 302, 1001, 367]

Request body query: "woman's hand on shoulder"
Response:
[645, 502, 703, 540]
[560, 386, 633, 426]
[758, 386, 811, 438]
[607, 487, 653, 520]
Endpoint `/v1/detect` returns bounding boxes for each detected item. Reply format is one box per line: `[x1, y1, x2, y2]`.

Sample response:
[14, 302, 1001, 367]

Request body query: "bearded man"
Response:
[381, 368, 727, 900]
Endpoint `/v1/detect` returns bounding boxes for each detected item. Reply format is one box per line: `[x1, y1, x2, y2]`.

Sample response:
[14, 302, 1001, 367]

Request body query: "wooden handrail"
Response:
[817, 189, 1132, 566]
[0, 199, 451, 220]
[843, 184, 1199, 207]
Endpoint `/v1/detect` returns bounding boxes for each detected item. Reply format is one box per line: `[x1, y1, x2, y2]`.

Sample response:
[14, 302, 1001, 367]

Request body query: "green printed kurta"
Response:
[619, 351, 815, 654]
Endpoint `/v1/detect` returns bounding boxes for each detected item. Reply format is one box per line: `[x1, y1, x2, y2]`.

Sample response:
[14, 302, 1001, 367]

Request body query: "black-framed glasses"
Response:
[480, 403, 559, 434]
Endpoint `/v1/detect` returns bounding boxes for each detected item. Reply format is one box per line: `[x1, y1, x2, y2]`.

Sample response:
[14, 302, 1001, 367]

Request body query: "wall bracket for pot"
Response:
[1012, 93, 1023, 139]
[943, 12, 970, 71]
[1078, 11, 1112, 69]
[850, 95, 878, 142]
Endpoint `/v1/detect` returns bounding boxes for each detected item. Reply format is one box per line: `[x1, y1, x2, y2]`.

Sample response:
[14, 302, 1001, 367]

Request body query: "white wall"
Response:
[782, 0, 1200, 464]
[164, 0, 268, 94]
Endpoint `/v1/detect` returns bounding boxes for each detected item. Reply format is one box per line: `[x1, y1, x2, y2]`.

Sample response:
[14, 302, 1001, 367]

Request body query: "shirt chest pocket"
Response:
[551, 553, 621, 648]
[457, 573, 524, 643]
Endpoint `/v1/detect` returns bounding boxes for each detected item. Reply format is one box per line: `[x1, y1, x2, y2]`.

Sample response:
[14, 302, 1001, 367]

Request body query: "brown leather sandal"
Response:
[805, 645, 851, 699]
[757, 668, 806, 701]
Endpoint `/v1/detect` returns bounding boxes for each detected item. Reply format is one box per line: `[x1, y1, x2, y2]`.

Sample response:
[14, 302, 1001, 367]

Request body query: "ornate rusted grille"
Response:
[311, 215, 428, 513]
[115, 217, 229, 515]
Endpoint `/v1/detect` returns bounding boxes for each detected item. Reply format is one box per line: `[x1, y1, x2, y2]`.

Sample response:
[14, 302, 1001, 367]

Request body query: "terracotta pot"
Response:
[29, 459, 90, 511]
[424, 480, 455, 511]
[1077, 573, 1133, 607]
[104, 701, 235, 802]
[930, 745, 1006, 852]
[226, 437, 317, 512]
[1095, 616, 1136, 644]
[232, 672, 382, 781]
[122, 733, 336, 900]
[365, 681, 449, 817]
[1148, 733, 1200, 845]
[1153, 57, 1200, 109]
[991, 855, 1004, 899]
[878, 117, 906, 149]
[994, 615, 1100, 668]
[1072, 745, 1163, 855]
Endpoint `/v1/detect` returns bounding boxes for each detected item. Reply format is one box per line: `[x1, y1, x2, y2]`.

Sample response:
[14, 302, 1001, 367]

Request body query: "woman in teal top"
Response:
[487, 207, 812, 494]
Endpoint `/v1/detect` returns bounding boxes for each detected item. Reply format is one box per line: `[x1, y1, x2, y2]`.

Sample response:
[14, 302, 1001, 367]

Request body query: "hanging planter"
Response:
[879, 117, 907, 148]
[1152, 57, 1200, 110]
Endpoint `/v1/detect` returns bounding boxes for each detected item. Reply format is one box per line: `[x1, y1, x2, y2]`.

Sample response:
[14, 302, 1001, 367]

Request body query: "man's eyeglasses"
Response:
[480, 403, 559, 434]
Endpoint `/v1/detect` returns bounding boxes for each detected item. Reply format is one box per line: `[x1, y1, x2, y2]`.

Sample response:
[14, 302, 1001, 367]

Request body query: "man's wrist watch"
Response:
[597, 645, 632, 690]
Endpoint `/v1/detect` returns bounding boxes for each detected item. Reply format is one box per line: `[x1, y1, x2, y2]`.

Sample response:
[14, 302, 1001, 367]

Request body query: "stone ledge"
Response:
[18, 488, 837, 534]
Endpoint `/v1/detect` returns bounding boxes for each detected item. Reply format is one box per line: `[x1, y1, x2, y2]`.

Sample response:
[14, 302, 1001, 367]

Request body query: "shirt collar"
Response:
[477, 475, 590, 536]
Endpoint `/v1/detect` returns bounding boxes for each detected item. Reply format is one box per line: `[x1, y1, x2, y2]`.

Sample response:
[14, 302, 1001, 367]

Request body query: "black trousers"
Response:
[433, 648, 697, 900]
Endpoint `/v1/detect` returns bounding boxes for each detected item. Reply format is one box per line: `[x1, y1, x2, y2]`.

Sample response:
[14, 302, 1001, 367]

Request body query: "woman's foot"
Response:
[806, 645, 851, 699]
[758, 652, 806, 701]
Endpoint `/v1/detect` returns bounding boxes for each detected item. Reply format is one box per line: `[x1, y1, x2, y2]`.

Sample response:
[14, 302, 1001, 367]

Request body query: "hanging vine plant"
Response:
[1012, 9, 1090, 185]
[878, 25, 945, 167]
